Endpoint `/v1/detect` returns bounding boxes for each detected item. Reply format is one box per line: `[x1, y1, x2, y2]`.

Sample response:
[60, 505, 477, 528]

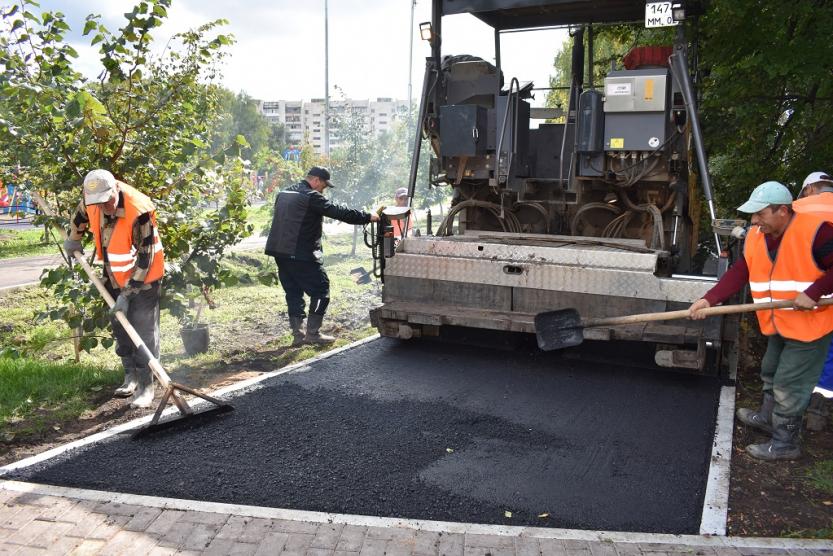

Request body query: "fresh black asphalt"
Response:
[5, 337, 721, 533]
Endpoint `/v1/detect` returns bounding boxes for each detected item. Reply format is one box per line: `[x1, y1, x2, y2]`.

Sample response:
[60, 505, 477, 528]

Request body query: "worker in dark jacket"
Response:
[265, 167, 379, 345]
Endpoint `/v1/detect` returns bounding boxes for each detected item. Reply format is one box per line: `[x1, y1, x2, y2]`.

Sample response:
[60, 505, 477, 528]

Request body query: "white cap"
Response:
[801, 171, 833, 192]
[83, 169, 117, 205]
[395, 187, 408, 198]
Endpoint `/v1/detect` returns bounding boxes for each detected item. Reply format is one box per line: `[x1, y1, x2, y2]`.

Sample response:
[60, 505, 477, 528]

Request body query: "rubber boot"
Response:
[113, 357, 138, 398]
[805, 393, 829, 432]
[289, 316, 306, 347]
[304, 313, 335, 344]
[129, 365, 155, 409]
[736, 391, 775, 434]
[746, 414, 802, 461]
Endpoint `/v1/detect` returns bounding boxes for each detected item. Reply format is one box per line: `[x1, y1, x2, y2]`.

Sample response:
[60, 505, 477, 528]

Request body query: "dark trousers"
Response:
[106, 281, 161, 368]
[275, 257, 330, 318]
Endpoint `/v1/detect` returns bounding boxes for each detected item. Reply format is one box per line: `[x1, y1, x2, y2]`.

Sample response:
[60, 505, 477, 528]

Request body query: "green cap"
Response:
[737, 181, 793, 213]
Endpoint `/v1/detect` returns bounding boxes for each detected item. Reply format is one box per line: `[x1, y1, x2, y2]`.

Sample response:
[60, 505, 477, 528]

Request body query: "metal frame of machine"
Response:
[370, 0, 738, 375]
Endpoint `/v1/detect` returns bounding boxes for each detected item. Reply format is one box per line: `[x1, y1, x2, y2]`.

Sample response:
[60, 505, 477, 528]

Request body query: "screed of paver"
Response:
[4, 338, 720, 534]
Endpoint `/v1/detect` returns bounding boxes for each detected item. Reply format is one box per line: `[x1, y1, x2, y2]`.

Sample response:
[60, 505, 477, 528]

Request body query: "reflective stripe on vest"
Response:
[87, 182, 165, 288]
[744, 212, 833, 341]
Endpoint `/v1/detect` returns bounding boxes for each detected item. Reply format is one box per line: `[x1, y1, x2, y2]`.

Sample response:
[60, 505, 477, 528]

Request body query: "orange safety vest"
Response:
[87, 182, 165, 288]
[793, 192, 833, 222]
[392, 217, 412, 239]
[744, 212, 833, 341]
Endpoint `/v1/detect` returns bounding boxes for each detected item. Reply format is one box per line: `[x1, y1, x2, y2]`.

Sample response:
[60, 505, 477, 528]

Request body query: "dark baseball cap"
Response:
[307, 166, 335, 188]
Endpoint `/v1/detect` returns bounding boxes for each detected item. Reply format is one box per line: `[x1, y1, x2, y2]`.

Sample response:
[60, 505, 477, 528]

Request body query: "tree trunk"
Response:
[351, 225, 359, 256]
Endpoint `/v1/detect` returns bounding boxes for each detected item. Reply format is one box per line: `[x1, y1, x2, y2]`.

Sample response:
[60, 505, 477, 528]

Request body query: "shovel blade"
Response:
[534, 309, 584, 351]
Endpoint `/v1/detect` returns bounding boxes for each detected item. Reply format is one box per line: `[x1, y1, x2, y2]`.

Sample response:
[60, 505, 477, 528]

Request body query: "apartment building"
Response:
[256, 98, 410, 154]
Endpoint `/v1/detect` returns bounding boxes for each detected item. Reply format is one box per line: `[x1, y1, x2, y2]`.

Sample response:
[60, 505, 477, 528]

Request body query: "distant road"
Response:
[0, 254, 64, 292]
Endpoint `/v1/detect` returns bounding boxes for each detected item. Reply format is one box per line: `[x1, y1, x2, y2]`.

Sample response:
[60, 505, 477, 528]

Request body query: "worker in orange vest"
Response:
[792, 171, 833, 431]
[689, 181, 833, 460]
[63, 170, 165, 408]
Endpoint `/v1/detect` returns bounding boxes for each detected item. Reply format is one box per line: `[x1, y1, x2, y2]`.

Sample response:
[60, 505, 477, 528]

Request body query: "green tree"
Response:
[266, 120, 287, 156]
[699, 0, 833, 210]
[212, 90, 284, 164]
[0, 0, 273, 353]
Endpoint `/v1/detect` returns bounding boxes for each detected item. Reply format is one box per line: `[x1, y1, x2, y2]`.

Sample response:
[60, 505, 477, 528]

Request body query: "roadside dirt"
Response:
[727, 316, 833, 537]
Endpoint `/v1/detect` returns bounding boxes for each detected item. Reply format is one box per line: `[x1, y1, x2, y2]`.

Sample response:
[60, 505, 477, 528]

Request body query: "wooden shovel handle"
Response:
[583, 298, 833, 328]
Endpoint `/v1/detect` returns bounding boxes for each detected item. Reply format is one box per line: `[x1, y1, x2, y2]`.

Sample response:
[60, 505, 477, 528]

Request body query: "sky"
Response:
[34, 0, 568, 107]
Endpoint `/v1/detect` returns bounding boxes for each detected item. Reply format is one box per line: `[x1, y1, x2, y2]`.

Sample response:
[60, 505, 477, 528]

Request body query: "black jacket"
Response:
[265, 180, 371, 261]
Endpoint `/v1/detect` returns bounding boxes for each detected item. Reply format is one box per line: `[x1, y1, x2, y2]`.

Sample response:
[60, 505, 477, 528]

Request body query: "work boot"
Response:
[130, 366, 155, 409]
[736, 391, 775, 434]
[805, 393, 829, 432]
[113, 357, 138, 398]
[304, 313, 335, 344]
[289, 316, 306, 347]
[746, 414, 802, 461]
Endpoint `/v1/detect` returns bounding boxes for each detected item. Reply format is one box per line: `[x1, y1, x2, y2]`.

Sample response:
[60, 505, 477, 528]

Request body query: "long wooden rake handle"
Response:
[583, 298, 833, 328]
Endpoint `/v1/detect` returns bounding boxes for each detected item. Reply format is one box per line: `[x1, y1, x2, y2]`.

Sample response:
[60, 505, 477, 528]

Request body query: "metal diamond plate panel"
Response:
[385, 253, 711, 302]
[400, 236, 658, 271]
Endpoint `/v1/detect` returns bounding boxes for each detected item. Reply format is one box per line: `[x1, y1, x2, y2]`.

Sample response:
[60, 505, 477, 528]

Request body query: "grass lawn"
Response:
[0, 358, 121, 439]
[0, 227, 57, 259]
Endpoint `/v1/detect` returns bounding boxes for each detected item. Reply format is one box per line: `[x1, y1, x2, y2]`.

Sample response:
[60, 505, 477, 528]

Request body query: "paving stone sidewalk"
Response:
[1, 487, 831, 556]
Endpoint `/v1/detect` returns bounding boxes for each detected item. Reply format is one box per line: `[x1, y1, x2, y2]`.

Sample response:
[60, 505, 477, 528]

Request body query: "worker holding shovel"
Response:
[689, 181, 833, 460]
[63, 169, 165, 408]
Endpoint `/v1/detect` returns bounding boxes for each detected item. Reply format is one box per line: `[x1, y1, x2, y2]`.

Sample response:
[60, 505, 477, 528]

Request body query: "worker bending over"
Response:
[64, 170, 164, 408]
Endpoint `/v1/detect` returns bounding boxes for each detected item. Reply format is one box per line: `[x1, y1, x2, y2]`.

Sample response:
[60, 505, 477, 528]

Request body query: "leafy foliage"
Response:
[0, 0, 274, 349]
[212, 89, 287, 165]
[699, 0, 833, 210]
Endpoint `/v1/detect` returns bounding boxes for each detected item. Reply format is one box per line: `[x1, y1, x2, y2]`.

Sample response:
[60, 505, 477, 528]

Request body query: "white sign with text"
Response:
[645, 2, 680, 28]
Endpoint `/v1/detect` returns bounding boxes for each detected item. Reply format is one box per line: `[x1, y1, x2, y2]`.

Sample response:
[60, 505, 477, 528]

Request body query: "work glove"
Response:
[109, 294, 130, 316]
[63, 238, 83, 257]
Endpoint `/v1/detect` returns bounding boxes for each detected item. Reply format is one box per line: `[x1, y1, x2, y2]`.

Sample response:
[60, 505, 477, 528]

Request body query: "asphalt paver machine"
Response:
[370, 0, 739, 375]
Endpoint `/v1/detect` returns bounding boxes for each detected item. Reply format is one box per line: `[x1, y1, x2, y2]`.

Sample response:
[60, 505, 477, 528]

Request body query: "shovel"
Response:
[32, 192, 233, 437]
[535, 298, 833, 351]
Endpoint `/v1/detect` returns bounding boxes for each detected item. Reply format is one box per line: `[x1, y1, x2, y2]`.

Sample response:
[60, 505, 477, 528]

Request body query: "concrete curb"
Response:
[699, 385, 735, 535]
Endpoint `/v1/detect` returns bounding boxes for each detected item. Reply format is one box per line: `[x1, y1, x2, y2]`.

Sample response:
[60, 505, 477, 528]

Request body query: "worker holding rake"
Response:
[689, 181, 833, 460]
[63, 169, 165, 408]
